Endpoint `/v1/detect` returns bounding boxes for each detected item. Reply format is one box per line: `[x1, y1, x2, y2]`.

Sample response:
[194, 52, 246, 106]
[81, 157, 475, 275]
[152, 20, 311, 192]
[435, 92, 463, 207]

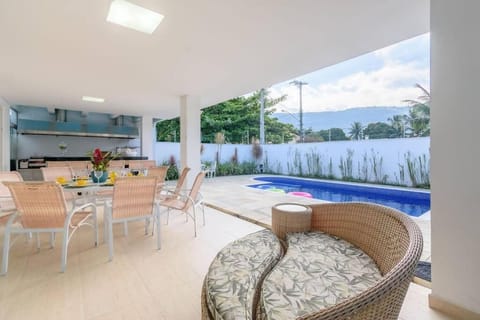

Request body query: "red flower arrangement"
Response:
[88, 148, 116, 171]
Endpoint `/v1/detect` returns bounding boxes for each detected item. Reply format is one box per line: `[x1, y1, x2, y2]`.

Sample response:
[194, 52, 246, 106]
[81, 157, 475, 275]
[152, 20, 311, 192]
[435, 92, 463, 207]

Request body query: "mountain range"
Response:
[273, 106, 410, 131]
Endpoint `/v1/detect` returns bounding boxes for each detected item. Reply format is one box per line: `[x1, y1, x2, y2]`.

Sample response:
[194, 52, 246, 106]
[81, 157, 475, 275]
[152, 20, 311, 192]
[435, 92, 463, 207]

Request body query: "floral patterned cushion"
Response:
[205, 229, 283, 320]
[258, 231, 383, 320]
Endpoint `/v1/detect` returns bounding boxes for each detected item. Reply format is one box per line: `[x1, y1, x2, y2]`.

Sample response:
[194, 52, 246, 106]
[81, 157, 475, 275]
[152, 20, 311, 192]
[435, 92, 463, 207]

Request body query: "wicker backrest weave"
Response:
[173, 167, 191, 196]
[0, 171, 23, 197]
[108, 160, 125, 169]
[4, 181, 68, 228]
[66, 161, 91, 176]
[111, 176, 157, 219]
[127, 160, 155, 170]
[310, 202, 419, 275]
[41, 166, 75, 182]
[183, 172, 205, 211]
[147, 166, 169, 184]
[303, 202, 423, 320]
[46, 161, 69, 167]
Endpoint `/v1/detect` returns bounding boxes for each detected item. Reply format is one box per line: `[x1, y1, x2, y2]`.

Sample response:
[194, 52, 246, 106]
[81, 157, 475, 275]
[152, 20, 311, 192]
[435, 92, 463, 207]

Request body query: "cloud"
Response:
[270, 34, 430, 112]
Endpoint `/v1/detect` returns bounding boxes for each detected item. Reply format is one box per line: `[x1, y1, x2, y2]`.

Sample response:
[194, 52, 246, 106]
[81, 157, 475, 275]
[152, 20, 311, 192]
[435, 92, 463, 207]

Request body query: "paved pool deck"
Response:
[199, 174, 432, 262]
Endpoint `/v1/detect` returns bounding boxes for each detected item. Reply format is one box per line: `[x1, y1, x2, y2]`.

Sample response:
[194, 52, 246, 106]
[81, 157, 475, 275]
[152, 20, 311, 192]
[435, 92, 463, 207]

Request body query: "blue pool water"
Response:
[248, 176, 430, 217]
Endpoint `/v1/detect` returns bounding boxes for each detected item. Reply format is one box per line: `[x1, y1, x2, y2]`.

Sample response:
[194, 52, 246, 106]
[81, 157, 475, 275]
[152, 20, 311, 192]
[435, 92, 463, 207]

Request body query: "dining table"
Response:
[61, 179, 114, 204]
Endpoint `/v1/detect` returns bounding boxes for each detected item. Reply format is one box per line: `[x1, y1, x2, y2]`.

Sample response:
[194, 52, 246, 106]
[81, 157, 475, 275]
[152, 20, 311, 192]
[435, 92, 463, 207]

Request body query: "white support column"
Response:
[0, 97, 10, 171]
[430, 1, 480, 317]
[141, 115, 154, 161]
[180, 95, 201, 187]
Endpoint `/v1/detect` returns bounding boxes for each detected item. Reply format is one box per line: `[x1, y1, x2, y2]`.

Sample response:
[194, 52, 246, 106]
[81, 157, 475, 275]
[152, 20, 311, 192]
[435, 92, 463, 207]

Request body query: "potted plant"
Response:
[88, 148, 116, 183]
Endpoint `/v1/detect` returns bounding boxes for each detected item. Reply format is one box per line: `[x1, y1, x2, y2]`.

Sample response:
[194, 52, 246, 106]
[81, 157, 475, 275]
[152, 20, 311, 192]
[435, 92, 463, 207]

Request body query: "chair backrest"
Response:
[46, 161, 69, 167]
[173, 167, 191, 196]
[147, 166, 169, 184]
[111, 176, 157, 219]
[0, 171, 23, 197]
[108, 160, 125, 169]
[142, 160, 156, 168]
[4, 181, 68, 228]
[67, 161, 90, 176]
[0, 171, 23, 213]
[309, 202, 422, 275]
[41, 166, 75, 182]
[127, 160, 156, 170]
[183, 171, 205, 211]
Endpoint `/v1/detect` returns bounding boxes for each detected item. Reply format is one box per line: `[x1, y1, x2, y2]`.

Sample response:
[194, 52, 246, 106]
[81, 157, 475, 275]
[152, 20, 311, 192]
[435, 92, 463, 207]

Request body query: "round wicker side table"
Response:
[271, 203, 312, 240]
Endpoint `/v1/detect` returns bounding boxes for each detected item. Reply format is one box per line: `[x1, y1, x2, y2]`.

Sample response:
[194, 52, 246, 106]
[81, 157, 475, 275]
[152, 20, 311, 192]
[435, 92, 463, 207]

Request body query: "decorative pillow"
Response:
[205, 229, 283, 320]
[258, 231, 382, 320]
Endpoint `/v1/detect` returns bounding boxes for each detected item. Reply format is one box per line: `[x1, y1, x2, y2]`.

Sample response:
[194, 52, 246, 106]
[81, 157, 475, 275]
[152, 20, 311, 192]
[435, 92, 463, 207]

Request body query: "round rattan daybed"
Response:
[201, 202, 423, 320]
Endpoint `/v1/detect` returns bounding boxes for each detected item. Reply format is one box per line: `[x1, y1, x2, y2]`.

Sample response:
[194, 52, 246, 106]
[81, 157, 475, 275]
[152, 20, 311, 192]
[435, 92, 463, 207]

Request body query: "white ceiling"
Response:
[0, 0, 429, 119]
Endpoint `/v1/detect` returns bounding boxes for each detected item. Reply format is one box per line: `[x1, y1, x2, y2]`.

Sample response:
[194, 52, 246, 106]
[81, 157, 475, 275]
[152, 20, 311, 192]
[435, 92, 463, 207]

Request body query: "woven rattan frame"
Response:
[296, 202, 423, 320]
[201, 202, 423, 320]
[271, 203, 312, 241]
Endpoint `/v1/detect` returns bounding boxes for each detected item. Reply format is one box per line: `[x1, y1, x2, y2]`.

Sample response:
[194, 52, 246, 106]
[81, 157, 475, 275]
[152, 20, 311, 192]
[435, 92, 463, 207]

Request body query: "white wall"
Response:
[154, 138, 429, 187]
[430, 1, 480, 314]
[262, 138, 429, 186]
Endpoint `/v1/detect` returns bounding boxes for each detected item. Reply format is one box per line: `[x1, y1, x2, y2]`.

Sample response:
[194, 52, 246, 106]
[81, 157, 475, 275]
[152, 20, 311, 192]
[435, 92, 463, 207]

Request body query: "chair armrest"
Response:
[66, 202, 97, 225]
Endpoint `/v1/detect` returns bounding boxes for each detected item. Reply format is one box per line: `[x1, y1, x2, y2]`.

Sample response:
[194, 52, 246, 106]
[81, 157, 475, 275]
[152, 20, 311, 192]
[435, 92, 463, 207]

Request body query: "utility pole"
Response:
[259, 88, 265, 144]
[290, 80, 307, 143]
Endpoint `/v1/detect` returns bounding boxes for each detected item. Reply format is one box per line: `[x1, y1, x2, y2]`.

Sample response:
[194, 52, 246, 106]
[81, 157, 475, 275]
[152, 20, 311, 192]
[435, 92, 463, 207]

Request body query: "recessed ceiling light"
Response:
[82, 96, 105, 103]
[106, 0, 164, 35]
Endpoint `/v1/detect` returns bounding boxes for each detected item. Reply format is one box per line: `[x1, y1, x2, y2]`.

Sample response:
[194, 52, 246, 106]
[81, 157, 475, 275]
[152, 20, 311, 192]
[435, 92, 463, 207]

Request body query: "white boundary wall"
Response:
[154, 137, 430, 187]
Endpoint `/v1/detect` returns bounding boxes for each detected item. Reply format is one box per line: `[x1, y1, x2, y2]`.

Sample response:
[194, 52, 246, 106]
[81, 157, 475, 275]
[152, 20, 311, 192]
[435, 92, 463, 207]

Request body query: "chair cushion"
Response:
[258, 231, 383, 320]
[205, 229, 283, 320]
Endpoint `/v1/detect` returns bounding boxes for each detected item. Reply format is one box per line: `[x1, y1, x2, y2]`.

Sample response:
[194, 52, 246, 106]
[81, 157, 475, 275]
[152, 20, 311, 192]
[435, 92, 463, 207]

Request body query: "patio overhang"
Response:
[0, 1, 429, 119]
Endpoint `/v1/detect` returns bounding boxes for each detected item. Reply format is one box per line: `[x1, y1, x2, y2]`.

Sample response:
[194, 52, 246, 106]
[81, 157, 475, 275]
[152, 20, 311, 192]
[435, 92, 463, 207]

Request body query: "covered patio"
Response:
[1, 0, 479, 319]
[0, 176, 450, 319]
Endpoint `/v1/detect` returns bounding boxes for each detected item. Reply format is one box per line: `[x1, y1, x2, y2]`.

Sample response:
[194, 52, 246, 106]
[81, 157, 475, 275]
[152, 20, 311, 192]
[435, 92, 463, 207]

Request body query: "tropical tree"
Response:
[348, 122, 364, 140]
[303, 128, 323, 143]
[316, 128, 348, 141]
[388, 114, 408, 138]
[403, 84, 430, 137]
[155, 90, 297, 143]
[407, 104, 430, 137]
[363, 122, 398, 139]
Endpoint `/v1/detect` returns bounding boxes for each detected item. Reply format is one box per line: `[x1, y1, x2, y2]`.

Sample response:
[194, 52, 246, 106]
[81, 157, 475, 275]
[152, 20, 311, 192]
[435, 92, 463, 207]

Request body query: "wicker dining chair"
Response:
[158, 167, 190, 200]
[158, 171, 206, 237]
[0, 171, 23, 219]
[1, 181, 97, 274]
[41, 166, 75, 181]
[40, 166, 79, 206]
[103, 176, 160, 261]
[147, 166, 169, 195]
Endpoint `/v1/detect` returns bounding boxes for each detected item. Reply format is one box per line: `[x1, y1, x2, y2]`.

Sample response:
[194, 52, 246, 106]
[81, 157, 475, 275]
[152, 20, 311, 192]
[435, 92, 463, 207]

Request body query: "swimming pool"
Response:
[248, 176, 430, 217]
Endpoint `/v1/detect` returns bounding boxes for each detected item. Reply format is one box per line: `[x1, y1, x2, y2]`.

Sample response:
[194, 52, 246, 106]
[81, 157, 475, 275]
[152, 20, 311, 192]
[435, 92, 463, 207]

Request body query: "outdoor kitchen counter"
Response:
[44, 156, 147, 161]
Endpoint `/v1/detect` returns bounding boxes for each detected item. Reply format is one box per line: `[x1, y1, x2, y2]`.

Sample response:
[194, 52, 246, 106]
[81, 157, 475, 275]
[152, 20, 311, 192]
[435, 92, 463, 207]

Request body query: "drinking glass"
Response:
[94, 170, 103, 186]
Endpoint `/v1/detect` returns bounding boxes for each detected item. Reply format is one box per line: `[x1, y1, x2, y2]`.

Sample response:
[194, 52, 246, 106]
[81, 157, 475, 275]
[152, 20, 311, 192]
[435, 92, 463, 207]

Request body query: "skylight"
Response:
[106, 0, 164, 34]
[82, 96, 105, 103]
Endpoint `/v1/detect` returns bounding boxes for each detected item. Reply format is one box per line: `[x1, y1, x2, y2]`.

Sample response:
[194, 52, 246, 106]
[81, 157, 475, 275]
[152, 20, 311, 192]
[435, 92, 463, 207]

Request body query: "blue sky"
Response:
[271, 33, 430, 112]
